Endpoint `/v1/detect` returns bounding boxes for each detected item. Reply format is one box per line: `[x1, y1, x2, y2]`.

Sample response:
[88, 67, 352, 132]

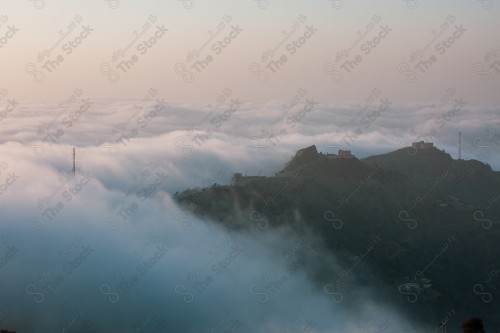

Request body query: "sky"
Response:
[0, 0, 499, 104]
[0, 0, 498, 167]
[0, 0, 499, 332]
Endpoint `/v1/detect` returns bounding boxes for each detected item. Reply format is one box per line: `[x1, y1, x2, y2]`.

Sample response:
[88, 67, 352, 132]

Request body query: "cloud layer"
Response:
[0, 100, 467, 332]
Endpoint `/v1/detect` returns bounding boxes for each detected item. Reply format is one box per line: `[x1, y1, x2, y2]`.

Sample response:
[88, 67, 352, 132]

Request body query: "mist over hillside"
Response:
[177, 143, 500, 332]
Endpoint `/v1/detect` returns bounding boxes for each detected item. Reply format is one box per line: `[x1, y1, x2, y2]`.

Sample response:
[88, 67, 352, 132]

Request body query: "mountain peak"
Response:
[294, 145, 319, 159]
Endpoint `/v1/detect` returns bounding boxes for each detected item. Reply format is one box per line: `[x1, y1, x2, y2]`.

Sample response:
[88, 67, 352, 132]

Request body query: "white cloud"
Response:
[0, 101, 449, 332]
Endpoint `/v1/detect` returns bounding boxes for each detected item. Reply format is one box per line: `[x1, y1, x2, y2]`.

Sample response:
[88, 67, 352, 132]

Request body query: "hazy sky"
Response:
[0, 0, 499, 168]
[0, 0, 499, 104]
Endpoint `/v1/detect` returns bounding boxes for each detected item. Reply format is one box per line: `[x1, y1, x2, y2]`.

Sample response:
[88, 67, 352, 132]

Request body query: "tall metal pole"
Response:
[458, 132, 462, 160]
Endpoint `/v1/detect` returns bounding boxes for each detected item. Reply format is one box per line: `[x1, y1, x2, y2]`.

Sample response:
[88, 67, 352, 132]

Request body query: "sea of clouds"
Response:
[0, 96, 498, 332]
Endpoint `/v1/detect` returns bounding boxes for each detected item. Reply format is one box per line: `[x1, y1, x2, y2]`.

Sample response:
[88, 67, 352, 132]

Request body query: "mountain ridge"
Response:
[175, 142, 500, 332]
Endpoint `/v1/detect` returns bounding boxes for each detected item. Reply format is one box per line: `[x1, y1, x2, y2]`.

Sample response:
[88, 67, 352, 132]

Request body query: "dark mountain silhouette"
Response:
[176, 143, 500, 332]
[363, 145, 500, 206]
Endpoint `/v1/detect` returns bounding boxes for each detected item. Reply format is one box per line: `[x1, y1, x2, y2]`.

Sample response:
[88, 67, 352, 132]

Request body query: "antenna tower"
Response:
[458, 132, 462, 160]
